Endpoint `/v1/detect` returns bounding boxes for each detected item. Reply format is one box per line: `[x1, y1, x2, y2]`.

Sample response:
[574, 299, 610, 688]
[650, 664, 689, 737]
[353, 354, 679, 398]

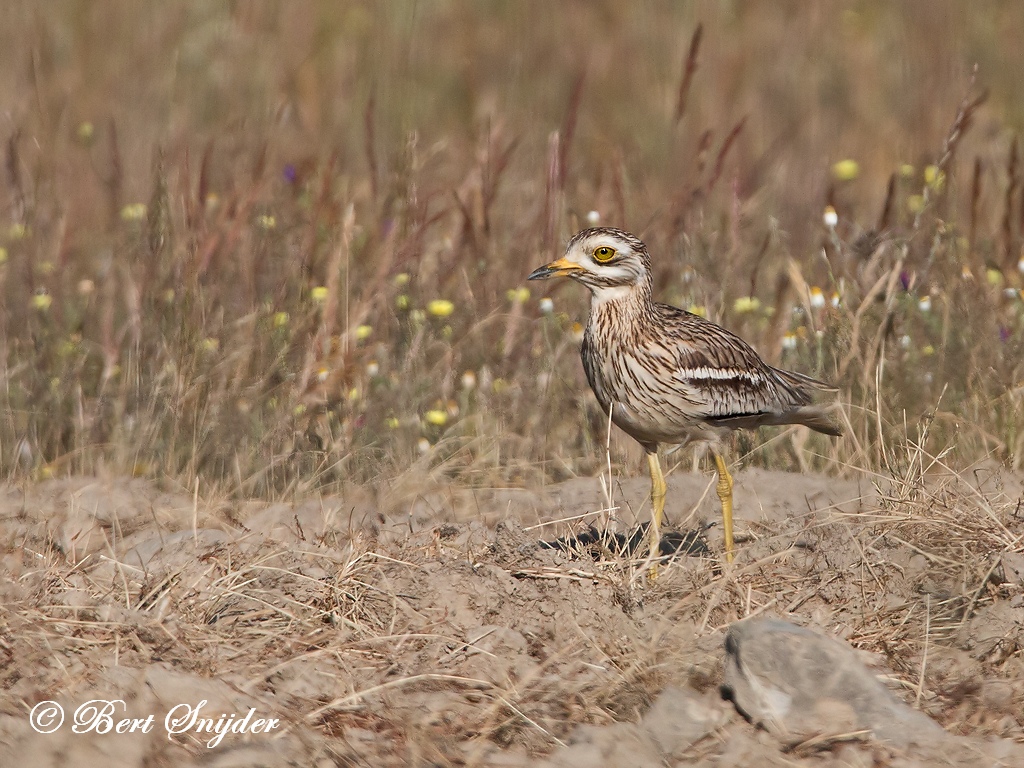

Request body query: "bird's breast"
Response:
[582, 318, 704, 444]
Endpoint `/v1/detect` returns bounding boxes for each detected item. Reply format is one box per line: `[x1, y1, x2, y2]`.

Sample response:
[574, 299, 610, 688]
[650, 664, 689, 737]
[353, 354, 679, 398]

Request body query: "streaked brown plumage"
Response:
[528, 228, 842, 563]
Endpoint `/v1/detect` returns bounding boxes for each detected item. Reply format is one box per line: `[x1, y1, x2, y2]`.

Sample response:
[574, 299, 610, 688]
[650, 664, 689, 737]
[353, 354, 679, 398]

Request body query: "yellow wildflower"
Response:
[427, 299, 455, 317]
[923, 165, 945, 190]
[506, 287, 530, 304]
[77, 122, 95, 142]
[120, 203, 147, 221]
[424, 409, 448, 426]
[832, 159, 859, 181]
[733, 296, 761, 314]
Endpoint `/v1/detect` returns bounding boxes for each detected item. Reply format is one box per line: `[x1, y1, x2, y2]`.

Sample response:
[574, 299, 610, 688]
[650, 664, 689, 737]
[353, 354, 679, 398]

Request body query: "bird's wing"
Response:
[670, 343, 792, 418]
[658, 306, 810, 419]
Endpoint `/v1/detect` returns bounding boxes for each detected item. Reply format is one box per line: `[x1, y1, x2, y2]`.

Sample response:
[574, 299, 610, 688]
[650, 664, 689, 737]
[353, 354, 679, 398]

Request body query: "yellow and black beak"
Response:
[527, 257, 585, 280]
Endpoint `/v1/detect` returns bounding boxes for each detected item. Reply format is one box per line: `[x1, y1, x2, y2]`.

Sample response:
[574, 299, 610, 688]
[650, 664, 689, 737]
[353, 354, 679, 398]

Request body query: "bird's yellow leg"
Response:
[647, 451, 667, 562]
[712, 451, 735, 563]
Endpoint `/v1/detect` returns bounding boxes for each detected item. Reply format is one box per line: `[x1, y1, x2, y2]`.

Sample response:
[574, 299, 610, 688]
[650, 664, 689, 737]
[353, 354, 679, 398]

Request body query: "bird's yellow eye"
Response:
[593, 246, 616, 262]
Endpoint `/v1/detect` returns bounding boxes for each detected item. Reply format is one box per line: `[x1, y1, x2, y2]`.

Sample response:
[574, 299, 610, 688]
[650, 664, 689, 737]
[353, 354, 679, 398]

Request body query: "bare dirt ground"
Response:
[1, 463, 1023, 766]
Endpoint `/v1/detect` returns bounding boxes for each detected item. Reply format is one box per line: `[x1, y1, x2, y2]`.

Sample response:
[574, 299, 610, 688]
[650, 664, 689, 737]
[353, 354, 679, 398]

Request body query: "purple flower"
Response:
[999, 325, 1011, 343]
[283, 164, 297, 184]
[899, 271, 910, 291]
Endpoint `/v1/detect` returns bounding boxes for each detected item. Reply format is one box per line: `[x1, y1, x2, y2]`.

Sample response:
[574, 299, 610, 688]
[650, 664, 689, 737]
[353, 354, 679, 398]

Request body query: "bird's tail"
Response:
[774, 368, 844, 437]
[786, 403, 844, 437]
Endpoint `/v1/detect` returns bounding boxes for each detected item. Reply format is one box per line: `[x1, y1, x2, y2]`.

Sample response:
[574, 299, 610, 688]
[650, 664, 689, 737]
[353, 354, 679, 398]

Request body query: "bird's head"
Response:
[527, 228, 653, 297]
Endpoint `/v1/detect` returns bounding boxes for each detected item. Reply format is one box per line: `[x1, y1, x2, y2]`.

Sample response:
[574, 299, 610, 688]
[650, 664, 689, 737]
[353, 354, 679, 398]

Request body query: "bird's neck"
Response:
[588, 280, 655, 326]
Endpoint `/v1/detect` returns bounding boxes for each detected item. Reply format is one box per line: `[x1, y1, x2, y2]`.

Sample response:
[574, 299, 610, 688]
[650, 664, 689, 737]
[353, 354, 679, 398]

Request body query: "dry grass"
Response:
[1, 454, 1021, 763]
[1, 2, 1024, 764]
[1, 1, 1023, 493]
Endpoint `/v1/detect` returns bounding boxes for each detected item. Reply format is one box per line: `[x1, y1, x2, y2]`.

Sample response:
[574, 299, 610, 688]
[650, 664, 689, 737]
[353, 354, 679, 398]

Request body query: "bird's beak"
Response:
[527, 257, 584, 280]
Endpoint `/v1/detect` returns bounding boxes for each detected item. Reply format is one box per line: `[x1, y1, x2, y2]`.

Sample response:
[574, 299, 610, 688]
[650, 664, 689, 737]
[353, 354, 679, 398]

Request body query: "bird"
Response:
[528, 228, 842, 563]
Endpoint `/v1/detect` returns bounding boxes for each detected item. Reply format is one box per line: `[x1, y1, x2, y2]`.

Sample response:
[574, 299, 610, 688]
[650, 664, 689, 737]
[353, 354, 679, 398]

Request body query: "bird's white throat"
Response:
[589, 283, 645, 306]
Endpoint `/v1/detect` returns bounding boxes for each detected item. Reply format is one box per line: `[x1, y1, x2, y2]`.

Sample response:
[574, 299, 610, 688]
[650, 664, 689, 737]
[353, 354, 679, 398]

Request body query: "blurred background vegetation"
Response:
[1, 1, 1023, 496]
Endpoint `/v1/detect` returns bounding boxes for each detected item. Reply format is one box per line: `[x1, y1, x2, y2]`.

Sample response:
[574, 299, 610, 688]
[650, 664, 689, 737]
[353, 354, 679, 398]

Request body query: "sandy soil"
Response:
[1, 463, 1022, 766]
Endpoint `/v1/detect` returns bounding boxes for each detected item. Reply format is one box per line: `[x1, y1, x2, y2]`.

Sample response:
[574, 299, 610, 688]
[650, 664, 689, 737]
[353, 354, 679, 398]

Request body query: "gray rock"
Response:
[723, 617, 947, 747]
